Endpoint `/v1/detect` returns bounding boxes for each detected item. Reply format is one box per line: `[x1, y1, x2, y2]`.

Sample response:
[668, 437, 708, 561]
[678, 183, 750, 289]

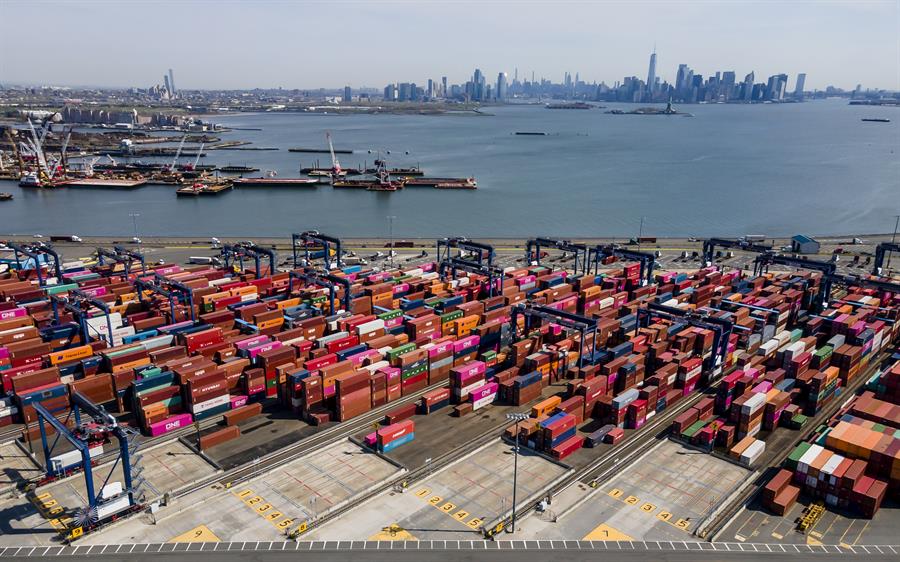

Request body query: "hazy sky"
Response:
[2, 0, 898, 91]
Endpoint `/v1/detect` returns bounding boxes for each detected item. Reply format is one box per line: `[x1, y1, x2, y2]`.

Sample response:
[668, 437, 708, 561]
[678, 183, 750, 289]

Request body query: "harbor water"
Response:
[1, 99, 897, 238]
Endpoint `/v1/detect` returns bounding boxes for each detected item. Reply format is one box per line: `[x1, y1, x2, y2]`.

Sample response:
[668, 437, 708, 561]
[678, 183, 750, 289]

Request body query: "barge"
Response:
[289, 147, 353, 154]
[64, 178, 148, 189]
[218, 165, 260, 174]
[401, 177, 477, 188]
[176, 181, 233, 196]
[232, 177, 323, 187]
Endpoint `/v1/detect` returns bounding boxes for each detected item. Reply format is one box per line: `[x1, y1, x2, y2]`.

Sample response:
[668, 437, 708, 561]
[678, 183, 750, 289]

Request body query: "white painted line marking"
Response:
[874, 546, 884, 554]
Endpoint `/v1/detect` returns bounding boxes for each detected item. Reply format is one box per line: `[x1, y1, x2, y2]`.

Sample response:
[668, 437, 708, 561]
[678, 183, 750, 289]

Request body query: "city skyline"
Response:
[1, 0, 898, 91]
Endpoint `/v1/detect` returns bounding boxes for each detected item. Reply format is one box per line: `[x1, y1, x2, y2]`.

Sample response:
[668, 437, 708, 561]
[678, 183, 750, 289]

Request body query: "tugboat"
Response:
[18, 171, 42, 187]
[0, 193, 12, 201]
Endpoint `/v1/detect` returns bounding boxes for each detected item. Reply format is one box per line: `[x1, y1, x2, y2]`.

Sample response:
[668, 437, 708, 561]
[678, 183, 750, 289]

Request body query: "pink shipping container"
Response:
[469, 382, 500, 402]
[149, 413, 193, 436]
[230, 395, 248, 409]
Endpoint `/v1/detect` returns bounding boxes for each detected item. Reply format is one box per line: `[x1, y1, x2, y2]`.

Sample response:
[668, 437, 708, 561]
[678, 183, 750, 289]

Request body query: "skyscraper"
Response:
[496, 72, 508, 102]
[163, 74, 171, 98]
[343, 86, 351, 102]
[794, 73, 806, 100]
[646, 49, 657, 98]
[441, 76, 448, 98]
[168, 68, 176, 98]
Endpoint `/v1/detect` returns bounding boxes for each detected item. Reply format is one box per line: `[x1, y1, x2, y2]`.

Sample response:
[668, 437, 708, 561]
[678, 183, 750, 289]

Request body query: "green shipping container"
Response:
[785, 441, 811, 470]
[387, 343, 417, 361]
[682, 420, 706, 438]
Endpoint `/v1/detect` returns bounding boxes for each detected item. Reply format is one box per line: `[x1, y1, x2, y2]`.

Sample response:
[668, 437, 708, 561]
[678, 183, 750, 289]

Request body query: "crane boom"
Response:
[326, 132, 341, 175]
[191, 143, 204, 169]
[170, 135, 187, 169]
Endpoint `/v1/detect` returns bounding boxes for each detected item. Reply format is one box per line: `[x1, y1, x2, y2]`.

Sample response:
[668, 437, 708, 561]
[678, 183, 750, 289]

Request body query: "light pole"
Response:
[387, 215, 396, 268]
[129, 212, 140, 243]
[638, 216, 645, 251]
[506, 412, 528, 533]
[888, 215, 900, 271]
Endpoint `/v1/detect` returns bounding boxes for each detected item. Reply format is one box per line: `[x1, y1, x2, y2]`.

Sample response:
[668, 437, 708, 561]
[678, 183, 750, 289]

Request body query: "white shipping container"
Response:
[472, 392, 497, 411]
[96, 494, 131, 520]
[740, 439, 765, 466]
[356, 319, 385, 334]
[0, 406, 19, 418]
[100, 481, 123, 500]
[797, 444, 824, 473]
[317, 331, 349, 348]
[189, 393, 230, 414]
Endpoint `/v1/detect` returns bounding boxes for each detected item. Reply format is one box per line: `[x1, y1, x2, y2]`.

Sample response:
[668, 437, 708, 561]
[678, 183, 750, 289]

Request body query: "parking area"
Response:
[720, 496, 900, 546]
[82, 439, 401, 545]
[196, 411, 322, 470]
[522, 440, 749, 541]
[309, 438, 571, 541]
[0, 441, 42, 494]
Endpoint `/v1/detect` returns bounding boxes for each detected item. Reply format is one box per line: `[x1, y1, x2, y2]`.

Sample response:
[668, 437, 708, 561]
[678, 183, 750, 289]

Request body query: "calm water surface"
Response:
[1, 100, 897, 239]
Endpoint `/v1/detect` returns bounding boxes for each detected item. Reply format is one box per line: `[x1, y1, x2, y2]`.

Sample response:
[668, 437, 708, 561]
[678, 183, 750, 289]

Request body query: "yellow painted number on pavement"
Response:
[467, 518, 483, 529]
[440, 502, 456, 513]
[255, 503, 272, 514]
[657, 511, 673, 522]
[265, 511, 283, 521]
[276, 518, 294, 529]
[237, 489, 254, 498]
[453, 510, 469, 521]
[624, 496, 639, 505]
[640, 503, 656, 513]
[428, 496, 442, 505]
[415, 488, 430, 498]
[675, 519, 690, 530]
[245, 496, 263, 506]
[608, 489, 624, 499]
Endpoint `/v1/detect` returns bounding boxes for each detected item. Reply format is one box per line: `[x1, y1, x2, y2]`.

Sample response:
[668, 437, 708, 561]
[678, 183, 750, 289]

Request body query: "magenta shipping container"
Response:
[149, 413, 193, 436]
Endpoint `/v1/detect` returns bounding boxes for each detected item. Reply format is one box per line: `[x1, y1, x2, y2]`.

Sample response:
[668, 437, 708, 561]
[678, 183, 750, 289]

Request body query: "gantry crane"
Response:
[525, 237, 589, 276]
[221, 241, 276, 278]
[292, 231, 343, 270]
[587, 244, 656, 286]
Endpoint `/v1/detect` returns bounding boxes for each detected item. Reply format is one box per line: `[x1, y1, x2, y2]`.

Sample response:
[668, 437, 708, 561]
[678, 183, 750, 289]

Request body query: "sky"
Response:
[1, 0, 898, 91]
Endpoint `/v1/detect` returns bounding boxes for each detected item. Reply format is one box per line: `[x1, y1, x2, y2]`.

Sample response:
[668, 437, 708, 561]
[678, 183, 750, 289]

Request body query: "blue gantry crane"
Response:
[50, 288, 116, 346]
[292, 231, 343, 270]
[638, 302, 740, 376]
[96, 245, 146, 277]
[436, 237, 495, 268]
[587, 244, 656, 286]
[873, 242, 900, 276]
[525, 237, 589, 276]
[287, 268, 354, 315]
[701, 237, 773, 267]
[30, 391, 150, 534]
[753, 253, 837, 311]
[9, 242, 62, 286]
[510, 303, 598, 368]
[221, 241, 276, 279]
[134, 273, 197, 323]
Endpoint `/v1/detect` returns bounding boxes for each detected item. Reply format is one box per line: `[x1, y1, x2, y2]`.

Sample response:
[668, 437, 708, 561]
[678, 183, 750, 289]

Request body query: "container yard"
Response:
[0, 231, 896, 551]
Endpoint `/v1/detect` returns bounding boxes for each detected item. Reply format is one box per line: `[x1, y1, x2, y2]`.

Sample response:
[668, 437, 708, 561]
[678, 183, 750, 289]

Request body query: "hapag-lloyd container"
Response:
[377, 419, 414, 446]
[149, 413, 192, 436]
[380, 431, 414, 453]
